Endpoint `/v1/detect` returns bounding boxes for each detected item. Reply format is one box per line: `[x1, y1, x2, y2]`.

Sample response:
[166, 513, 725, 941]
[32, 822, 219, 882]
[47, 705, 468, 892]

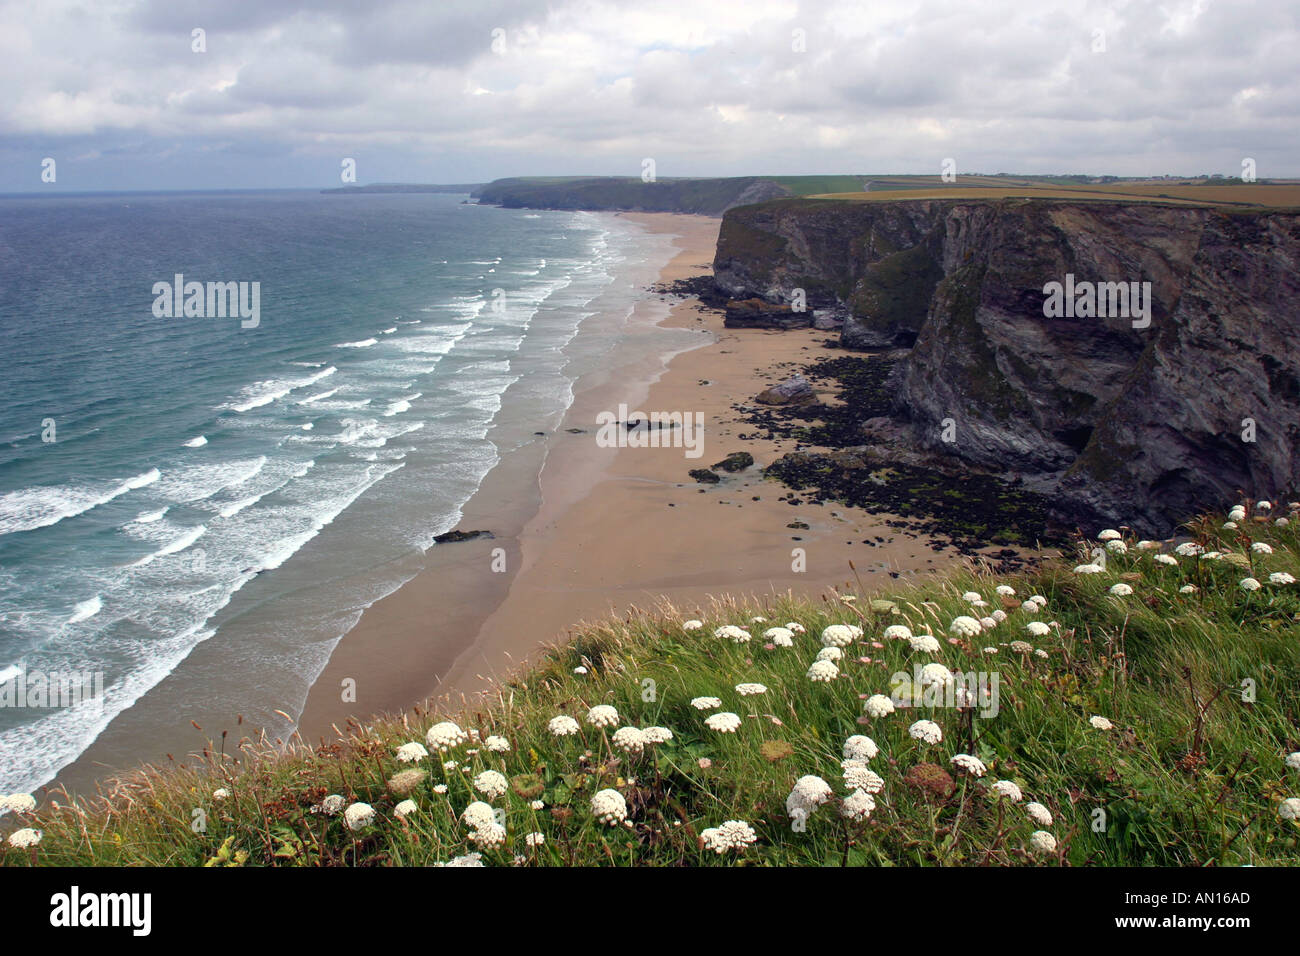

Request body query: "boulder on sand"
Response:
[755, 375, 814, 405]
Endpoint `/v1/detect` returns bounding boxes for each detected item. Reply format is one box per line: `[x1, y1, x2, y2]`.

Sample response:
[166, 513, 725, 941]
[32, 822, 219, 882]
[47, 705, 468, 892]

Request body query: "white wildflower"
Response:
[909, 634, 941, 653]
[840, 789, 876, 820]
[317, 794, 345, 816]
[1089, 715, 1114, 731]
[990, 780, 1023, 802]
[948, 616, 982, 638]
[919, 662, 954, 687]
[1029, 830, 1057, 854]
[843, 735, 879, 761]
[786, 775, 833, 817]
[863, 694, 895, 718]
[7, 828, 41, 849]
[0, 793, 35, 814]
[396, 742, 429, 763]
[1026, 802, 1053, 826]
[547, 715, 580, 736]
[764, 627, 795, 646]
[735, 682, 768, 696]
[704, 712, 742, 733]
[951, 754, 987, 777]
[591, 789, 627, 826]
[343, 802, 376, 831]
[462, 801, 497, 829]
[425, 721, 468, 751]
[586, 704, 619, 728]
[468, 822, 507, 848]
[611, 727, 647, 754]
[700, 820, 758, 853]
[908, 719, 942, 745]
[806, 659, 839, 682]
[474, 770, 509, 800]
[843, 764, 885, 793]
[820, 624, 858, 647]
[690, 696, 722, 710]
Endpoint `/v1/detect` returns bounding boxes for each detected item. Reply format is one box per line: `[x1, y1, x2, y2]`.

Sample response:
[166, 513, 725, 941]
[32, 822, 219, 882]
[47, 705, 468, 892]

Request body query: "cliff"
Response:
[714, 198, 1300, 534]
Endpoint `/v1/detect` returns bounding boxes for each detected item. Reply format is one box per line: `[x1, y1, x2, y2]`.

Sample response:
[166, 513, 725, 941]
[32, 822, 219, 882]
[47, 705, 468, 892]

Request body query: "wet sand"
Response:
[296, 212, 969, 736]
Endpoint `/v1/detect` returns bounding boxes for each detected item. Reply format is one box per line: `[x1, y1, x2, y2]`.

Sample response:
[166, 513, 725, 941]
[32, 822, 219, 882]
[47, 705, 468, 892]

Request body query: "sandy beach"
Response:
[296, 211, 972, 739]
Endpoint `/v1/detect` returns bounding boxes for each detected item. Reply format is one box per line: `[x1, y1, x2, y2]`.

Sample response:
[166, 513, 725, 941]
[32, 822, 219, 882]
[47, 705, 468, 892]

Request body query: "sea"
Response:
[0, 190, 679, 793]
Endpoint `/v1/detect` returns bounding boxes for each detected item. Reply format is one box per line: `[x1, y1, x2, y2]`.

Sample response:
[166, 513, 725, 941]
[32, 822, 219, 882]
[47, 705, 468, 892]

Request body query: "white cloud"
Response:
[0, 0, 1296, 189]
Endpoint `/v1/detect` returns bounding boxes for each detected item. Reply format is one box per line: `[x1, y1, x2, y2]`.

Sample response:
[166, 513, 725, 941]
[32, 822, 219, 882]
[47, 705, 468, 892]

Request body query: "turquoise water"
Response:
[0, 191, 670, 792]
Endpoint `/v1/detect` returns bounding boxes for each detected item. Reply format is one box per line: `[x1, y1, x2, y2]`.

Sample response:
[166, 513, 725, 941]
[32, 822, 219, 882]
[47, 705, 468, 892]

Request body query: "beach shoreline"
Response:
[294, 211, 976, 740]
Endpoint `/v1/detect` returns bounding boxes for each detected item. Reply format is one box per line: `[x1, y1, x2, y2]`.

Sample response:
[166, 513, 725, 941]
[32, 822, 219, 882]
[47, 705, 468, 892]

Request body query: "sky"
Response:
[1, 0, 1297, 192]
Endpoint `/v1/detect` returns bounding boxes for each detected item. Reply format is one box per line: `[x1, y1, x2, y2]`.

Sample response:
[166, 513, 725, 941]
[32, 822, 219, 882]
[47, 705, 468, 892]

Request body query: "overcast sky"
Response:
[2, 0, 1297, 191]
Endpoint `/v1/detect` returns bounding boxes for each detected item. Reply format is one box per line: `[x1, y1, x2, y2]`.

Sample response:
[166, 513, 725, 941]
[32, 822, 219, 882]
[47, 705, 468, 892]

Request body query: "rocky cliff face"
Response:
[714, 198, 1300, 533]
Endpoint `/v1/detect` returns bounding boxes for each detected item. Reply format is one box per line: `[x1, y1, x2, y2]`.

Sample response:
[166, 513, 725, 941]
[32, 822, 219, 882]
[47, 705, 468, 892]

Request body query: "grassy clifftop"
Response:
[474, 175, 873, 214]
[4, 504, 1299, 867]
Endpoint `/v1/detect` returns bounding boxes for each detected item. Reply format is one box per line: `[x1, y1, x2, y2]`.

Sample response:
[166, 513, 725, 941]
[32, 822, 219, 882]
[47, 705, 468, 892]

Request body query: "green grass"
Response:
[5, 506, 1300, 867]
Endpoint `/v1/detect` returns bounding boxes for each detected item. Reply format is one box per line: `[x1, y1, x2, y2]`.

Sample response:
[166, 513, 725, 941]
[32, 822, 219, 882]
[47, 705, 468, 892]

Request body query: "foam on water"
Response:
[67, 595, 103, 624]
[0, 468, 161, 536]
[0, 196, 672, 794]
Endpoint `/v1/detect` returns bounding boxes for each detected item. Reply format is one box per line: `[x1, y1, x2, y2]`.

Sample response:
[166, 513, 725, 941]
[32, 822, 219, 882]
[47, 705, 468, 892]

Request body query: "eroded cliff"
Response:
[714, 198, 1300, 533]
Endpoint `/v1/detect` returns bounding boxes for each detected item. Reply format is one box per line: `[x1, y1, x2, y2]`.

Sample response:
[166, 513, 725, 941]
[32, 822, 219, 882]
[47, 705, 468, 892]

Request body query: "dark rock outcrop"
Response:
[755, 375, 815, 405]
[724, 297, 809, 329]
[433, 529, 495, 543]
[711, 452, 755, 472]
[714, 197, 1300, 533]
